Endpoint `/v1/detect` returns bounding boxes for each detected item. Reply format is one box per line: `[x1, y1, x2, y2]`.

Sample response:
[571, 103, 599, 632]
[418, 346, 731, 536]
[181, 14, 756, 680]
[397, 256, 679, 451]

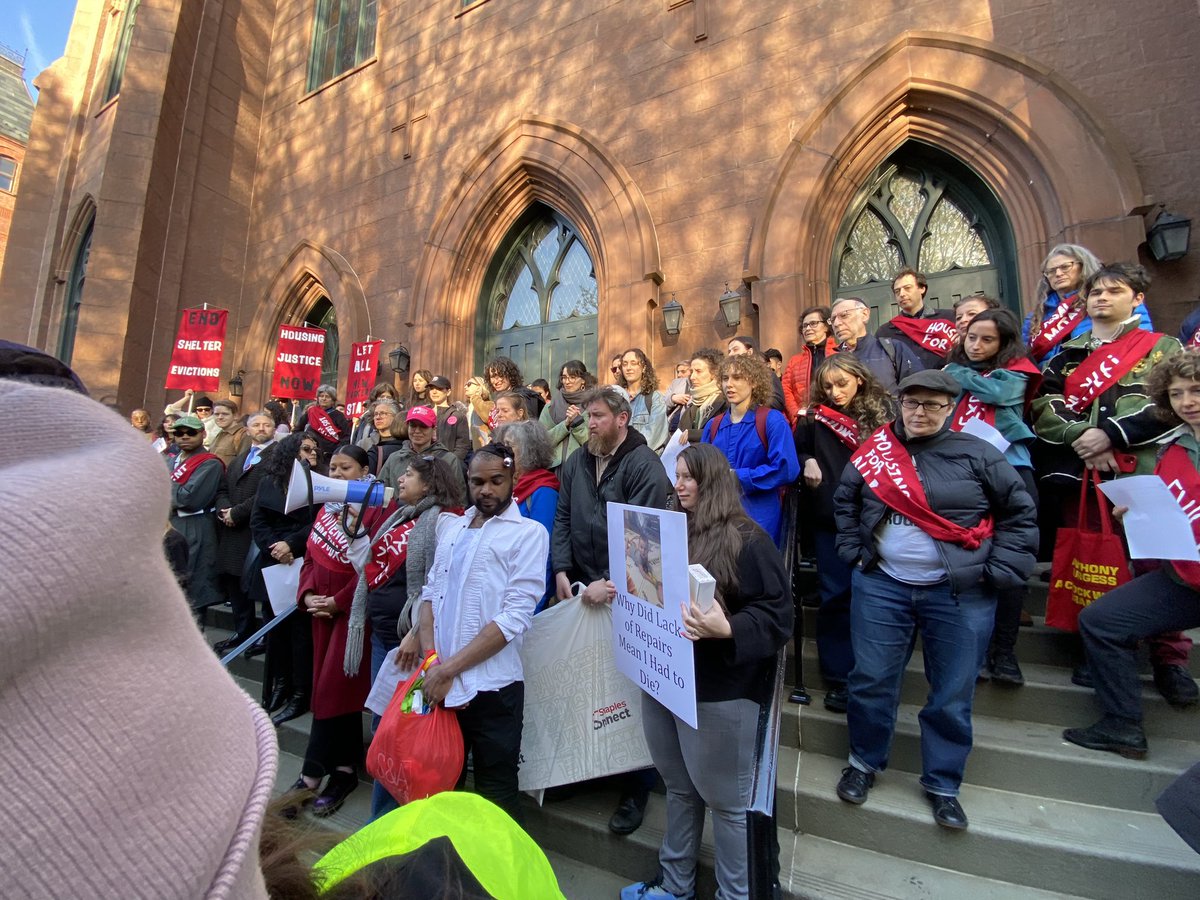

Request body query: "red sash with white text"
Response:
[1156, 443, 1200, 592]
[366, 519, 415, 590]
[949, 358, 1043, 431]
[307, 406, 344, 443]
[171, 452, 223, 484]
[888, 315, 957, 358]
[813, 405, 860, 449]
[1189, 328, 1200, 348]
[1062, 329, 1161, 413]
[1029, 292, 1086, 361]
[306, 506, 355, 573]
[850, 425, 995, 549]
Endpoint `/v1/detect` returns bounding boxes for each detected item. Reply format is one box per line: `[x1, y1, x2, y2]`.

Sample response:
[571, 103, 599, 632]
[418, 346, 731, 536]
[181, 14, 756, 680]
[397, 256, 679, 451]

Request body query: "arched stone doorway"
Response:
[477, 203, 599, 382]
[746, 31, 1147, 353]
[832, 141, 1019, 326]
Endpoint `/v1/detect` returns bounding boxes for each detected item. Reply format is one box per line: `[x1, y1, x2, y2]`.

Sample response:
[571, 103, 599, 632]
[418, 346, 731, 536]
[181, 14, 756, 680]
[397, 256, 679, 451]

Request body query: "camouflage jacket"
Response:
[1031, 321, 1181, 481]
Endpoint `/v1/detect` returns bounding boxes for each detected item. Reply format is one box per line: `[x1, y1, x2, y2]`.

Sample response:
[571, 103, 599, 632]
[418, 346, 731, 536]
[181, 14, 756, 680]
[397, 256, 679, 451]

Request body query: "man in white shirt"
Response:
[416, 441, 549, 819]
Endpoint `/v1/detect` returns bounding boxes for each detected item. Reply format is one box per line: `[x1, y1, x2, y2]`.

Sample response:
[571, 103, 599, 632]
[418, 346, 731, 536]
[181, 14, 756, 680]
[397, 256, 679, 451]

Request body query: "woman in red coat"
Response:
[286, 444, 389, 817]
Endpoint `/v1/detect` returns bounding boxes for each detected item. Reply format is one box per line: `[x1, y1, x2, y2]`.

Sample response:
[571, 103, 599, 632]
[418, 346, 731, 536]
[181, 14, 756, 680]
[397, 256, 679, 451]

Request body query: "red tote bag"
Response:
[366, 651, 464, 805]
[1045, 471, 1131, 632]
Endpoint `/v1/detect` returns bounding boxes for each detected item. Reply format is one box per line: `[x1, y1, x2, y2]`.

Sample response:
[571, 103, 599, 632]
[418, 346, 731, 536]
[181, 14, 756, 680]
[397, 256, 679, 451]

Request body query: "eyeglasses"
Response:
[173, 429, 200, 437]
[830, 306, 867, 322]
[899, 398, 953, 412]
[801, 320, 827, 330]
[1043, 262, 1079, 277]
[300, 445, 318, 455]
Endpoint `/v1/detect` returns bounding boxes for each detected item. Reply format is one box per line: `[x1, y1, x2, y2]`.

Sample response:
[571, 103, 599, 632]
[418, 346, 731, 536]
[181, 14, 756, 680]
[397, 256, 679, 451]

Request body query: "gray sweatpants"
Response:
[641, 693, 759, 900]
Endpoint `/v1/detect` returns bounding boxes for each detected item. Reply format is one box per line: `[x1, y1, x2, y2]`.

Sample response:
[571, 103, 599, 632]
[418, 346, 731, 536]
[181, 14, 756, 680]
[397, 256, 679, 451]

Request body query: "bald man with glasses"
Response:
[829, 297, 919, 395]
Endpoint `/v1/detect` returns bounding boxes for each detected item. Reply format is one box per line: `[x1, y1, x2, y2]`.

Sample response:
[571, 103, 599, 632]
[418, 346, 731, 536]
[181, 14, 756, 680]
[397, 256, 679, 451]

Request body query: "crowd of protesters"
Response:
[75, 247, 1200, 899]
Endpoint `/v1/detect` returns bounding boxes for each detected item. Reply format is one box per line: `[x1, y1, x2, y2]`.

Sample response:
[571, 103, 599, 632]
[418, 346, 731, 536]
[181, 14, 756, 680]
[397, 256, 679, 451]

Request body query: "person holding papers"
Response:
[622, 443, 792, 900]
[943, 308, 1041, 685]
[1064, 349, 1200, 759]
[832, 370, 1037, 830]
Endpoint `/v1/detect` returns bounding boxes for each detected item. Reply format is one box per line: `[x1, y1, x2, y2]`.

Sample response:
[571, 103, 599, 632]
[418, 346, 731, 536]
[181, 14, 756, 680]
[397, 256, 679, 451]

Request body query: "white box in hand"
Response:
[688, 564, 716, 612]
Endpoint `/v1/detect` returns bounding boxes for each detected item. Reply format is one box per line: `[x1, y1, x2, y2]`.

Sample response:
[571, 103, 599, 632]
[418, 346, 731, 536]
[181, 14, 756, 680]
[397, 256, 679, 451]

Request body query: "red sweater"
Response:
[782, 338, 838, 423]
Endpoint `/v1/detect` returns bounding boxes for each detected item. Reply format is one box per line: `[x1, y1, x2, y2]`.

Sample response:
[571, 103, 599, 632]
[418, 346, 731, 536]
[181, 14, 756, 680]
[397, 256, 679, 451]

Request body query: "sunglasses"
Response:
[195, 407, 212, 413]
[174, 429, 200, 437]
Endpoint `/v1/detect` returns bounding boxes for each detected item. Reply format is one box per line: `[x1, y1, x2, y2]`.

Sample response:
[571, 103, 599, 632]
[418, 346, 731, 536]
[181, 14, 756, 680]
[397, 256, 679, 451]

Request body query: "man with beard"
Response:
[169, 413, 226, 615]
[415, 442, 548, 820]
[213, 412, 277, 653]
[552, 386, 672, 836]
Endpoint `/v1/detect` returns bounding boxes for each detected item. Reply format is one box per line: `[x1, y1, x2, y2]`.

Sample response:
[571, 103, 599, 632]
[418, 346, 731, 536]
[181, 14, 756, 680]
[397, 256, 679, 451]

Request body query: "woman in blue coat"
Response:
[702, 353, 799, 546]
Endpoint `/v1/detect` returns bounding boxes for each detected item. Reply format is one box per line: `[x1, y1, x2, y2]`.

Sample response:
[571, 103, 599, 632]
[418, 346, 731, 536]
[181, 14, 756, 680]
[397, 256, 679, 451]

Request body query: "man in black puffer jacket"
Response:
[831, 370, 1037, 831]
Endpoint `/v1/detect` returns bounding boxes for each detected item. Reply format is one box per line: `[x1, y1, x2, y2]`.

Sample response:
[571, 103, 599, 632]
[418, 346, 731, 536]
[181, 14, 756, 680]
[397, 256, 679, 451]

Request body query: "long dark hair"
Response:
[677, 443, 756, 608]
[946, 308, 1031, 371]
[810, 356, 895, 431]
[261, 433, 306, 489]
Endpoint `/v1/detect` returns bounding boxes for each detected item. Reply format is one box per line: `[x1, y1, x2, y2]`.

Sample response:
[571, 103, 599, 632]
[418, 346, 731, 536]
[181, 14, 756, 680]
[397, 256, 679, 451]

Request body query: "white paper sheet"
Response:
[959, 416, 1011, 453]
[659, 429, 687, 481]
[1097, 475, 1200, 562]
[262, 557, 304, 617]
[365, 646, 413, 717]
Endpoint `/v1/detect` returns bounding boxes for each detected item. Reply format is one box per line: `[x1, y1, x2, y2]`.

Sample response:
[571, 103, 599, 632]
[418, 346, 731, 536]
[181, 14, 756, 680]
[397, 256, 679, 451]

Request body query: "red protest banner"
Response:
[345, 340, 382, 418]
[164, 308, 228, 392]
[272, 324, 326, 400]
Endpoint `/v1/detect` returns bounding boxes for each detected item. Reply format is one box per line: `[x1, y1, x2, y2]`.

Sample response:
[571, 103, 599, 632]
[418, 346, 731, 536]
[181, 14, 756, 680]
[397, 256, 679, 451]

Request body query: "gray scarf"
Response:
[343, 495, 441, 676]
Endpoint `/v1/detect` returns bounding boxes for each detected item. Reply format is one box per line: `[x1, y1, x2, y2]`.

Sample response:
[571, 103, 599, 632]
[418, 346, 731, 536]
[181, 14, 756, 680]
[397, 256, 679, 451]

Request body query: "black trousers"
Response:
[455, 681, 524, 822]
[264, 612, 313, 702]
[219, 572, 257, 638]
[302, 711, 364, 779]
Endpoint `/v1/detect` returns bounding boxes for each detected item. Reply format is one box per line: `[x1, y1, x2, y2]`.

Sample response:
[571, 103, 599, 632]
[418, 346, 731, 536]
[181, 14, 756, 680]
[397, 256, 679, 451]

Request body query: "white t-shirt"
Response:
[873, 464, 947, 585]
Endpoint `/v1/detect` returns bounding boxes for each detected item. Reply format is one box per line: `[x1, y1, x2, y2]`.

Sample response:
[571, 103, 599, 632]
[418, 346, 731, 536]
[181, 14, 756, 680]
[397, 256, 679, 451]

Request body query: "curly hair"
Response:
[718, 353, 772, 407]
[619, 348, 658, 397]
[260, 433, 306, 489]
[689, 347, 723, 379]
[1148, 348, 1200, 421]
[810, 356, 895, 432]
[483, 356, 523, 391]
[406, 454, 464, 508]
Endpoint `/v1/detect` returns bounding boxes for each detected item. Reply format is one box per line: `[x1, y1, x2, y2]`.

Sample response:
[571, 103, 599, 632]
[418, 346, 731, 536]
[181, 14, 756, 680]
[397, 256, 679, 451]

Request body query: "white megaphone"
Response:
[284, 459, 394, 513]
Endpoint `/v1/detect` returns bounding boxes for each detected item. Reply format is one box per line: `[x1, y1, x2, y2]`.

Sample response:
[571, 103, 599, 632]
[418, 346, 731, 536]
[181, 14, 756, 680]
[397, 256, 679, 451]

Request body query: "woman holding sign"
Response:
[793, 356, 894, 713]
[1064, 349, 1200, 759]
[832, 370, 1036, 831]
[942, 308, 1041, 685]
[622, 443, 792, 900]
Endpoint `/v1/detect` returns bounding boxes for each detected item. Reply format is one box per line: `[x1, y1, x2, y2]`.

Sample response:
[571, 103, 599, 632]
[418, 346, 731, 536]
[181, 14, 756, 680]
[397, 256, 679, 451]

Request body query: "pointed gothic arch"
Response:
[407, 115, 662, 383]
[746, 31, 1148, 346]
[241, 240, 371, 402]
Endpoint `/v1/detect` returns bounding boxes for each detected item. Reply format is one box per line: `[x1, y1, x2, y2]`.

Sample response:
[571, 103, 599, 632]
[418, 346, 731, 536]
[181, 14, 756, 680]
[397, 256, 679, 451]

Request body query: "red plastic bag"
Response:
[1045, 471, 1131, 632]
[366, 651, 464, 805]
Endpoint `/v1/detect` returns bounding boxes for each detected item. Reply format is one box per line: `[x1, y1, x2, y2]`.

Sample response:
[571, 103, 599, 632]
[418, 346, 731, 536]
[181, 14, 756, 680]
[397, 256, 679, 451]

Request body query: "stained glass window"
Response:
[918, 198, 990, 273]
[59, 220, 93, 364]
[491, 212, 597, 331]
[887, 173, 923, 237]
[838, 210, 902, 287]
[307, 0, 378, 91]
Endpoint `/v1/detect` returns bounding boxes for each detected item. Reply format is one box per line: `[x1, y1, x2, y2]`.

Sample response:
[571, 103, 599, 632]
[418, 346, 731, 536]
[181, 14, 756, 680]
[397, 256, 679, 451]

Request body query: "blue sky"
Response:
[2, 0, 78, 97]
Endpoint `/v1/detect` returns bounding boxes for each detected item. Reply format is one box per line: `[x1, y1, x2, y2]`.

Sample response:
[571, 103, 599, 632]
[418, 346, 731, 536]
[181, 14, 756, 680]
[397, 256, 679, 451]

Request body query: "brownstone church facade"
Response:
[2, 0, 1197, 411]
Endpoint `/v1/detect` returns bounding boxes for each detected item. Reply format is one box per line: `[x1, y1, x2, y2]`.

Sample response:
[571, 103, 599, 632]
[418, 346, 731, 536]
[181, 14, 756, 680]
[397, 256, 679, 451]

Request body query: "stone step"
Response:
[779, 749, 1200, 900]
[797, 643, 1200, 741]
[786, 700, 1196, 812]
[274, 750, 632, 899]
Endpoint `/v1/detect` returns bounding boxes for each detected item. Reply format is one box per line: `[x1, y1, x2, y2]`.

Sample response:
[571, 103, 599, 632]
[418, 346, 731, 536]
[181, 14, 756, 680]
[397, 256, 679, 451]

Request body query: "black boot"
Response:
[279, 776, 318, 820]
[608, 790, 648, 835]
[264, 681, 289, 714]
[1063, 715, 1148, 759]
[312, 770, 359, 818]
[271, 693, 309, 727]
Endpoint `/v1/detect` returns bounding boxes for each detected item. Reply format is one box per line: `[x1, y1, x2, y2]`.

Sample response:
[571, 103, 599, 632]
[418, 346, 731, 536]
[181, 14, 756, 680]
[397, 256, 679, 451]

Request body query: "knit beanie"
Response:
[0, 379, 276, 898]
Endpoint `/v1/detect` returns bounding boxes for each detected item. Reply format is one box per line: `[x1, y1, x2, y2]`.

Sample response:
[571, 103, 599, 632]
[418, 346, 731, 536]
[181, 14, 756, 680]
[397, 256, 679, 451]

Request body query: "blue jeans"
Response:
[368, 632, 400, 821]
[846, 568, 995, 796]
